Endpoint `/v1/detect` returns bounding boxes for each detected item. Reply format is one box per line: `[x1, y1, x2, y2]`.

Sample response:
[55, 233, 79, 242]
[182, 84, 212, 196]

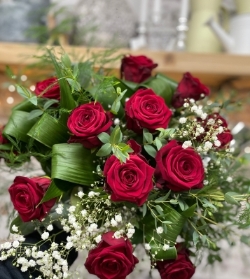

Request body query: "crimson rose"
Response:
[8, 176, 56, 222]
[104, 154, 154, 206]
[85, 231, 138, 279]
[125, 88, 172, 134]
[35, 77, 60, 100]
[156, 246, 195, 279]
[155, 140, 204, 191]
[172, 72, 210, 108]
[67, 102, 112, 149]
[120, 55, 158, 83]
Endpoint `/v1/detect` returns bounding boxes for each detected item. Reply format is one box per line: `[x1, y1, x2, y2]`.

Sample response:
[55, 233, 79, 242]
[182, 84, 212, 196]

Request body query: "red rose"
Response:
[155, 140, 204, 191]
[120, 55, 158, 83]
[8, 176, 56, 222]
[217, 129, 233, 148]
[67, 102, 112, 149]
[85, 231, 138, 279]
[125, 88, 172, 134]
[172, 72, 210, 108]
[156, 246, 195, 279]
[35, 77, 60, 100]
[0, 125, 8, 144]
[104, 154, 154, 206]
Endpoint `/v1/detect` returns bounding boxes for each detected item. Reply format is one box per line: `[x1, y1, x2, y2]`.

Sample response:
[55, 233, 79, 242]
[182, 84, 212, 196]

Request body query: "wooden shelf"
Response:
[0, 42, 250, 126]
[1, 42, 250, 89]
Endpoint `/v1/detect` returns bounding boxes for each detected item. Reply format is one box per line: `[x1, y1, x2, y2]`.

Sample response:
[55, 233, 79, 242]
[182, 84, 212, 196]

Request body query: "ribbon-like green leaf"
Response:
[51, 143, 99, 190]
[3, 111, 37, 142]
[40, 180, 63, 204]
[27, 113, 69, 148]
[141, 203, 185, 259]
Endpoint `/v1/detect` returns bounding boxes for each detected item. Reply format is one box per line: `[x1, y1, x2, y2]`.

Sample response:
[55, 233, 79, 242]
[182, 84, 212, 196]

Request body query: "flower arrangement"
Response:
[0, 50, 250, 279]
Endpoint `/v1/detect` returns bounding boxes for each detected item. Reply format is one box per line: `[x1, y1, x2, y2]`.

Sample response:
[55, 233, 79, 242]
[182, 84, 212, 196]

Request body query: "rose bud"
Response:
[35, 77, 60, 100]
[120, 55, 158, 83]
[172, 72, 210, 108]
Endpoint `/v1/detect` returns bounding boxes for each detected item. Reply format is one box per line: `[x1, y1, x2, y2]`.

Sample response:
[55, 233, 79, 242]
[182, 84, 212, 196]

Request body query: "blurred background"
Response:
[1, 0, 250, 278]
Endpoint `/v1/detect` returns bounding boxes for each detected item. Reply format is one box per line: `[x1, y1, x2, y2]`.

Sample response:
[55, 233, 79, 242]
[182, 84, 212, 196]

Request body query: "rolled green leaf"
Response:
[51, 143, 99, 190]
[141, 203, 185, 259]
[3, 111, 37, 142]
[27, 113, 69, 148]
[12, 99, 37, 112]
[150, 244, 177, 260]
[142, 74, 177, 106]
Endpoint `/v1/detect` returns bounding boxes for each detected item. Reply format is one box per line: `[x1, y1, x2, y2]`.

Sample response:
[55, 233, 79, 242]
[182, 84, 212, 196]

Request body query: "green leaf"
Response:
[154, 137, 162, 150]
[39, 180, 63, 204]
[150, 244, 177, 260]
[51, 143, 99, 189]
[193, 231, 200, 247]
[16, 85, 33, 99]
[61, 53, 71, 68]
[10, 215, 36, 236]
[143, 129, 153, 143]
[142, 203, 147, 217]
[144, 144, 157, 158]
[141, 203, 185, 251]
[73, 63, 79, 78]
[110, 100, 121, 115]
[142, 74, 177, 106]
[182, 204, 197, 218]
[3, 111, 37, 142]
[5, 65, 15, 79]
[97, 132, 110, 144]
[155, 205, 164, 216]
[66, 78, 81, 92]
[96, 143, 112, 157]
[110, 126, 122, 144]
[29, 96, 38, 106]
[28, 109, 43, 120]
[155, 191, 171, 202]
[27, 113, 69, 148]
[224, 192, 239, 205]
[44, 99, 59, 110]
[12, 99, 37, 112]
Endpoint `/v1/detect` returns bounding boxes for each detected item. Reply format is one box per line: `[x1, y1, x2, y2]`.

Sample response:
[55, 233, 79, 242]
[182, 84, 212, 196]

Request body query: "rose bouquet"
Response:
[0, 51, 250, 279]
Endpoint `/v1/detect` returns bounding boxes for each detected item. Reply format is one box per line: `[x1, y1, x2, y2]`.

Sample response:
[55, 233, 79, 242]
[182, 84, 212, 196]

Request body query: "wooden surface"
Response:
[1, 42, 250, 88]
[0, 42, 250, 126]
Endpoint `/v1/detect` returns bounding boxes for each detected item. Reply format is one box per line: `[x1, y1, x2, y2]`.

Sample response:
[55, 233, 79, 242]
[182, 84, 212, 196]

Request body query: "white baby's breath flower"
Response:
[227, 177, 233, 183]
[179, 117, 187, 124]
[214, 140, 221, 147]
[77, 191, 84, 198]
[163, 244, 170, 251]
[95, 235, 102, 243]
[111, 218, 118, 227]
[182, 141, 192, 149]
[115, 214, 122, 223]
[12, 240, 19, 248]
[144, 243, 151, 250]
[47, 224, 53, 231]
[68, 206, 76, 213]
[12, 225, 19, 233]
[156, 226, 164, 234]
[41, 232, 49, 240]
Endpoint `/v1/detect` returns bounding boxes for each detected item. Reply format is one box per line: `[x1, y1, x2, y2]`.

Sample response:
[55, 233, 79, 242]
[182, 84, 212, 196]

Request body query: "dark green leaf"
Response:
[142, 203, 147, 217]
[28, 109, 43, 120]
[155, 191, 171, 202]
[182, 204, 197, 218]
[150, 244, 177, 260]
[44, 99, 59, 110]
[143, 129, 153, 143]
[224, 192, 240, 205]
[39, 180, 63, 204]
[144, 144, 157, 158]
[96, 143, 112, 157]
[97, 132, 110, 144]
[10, 215, 36, 236]
[110, 126, 122, 144]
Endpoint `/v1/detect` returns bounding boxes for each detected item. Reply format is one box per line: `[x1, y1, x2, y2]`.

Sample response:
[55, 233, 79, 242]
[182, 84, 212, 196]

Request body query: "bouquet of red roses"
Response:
[0, 51, 249, 279]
